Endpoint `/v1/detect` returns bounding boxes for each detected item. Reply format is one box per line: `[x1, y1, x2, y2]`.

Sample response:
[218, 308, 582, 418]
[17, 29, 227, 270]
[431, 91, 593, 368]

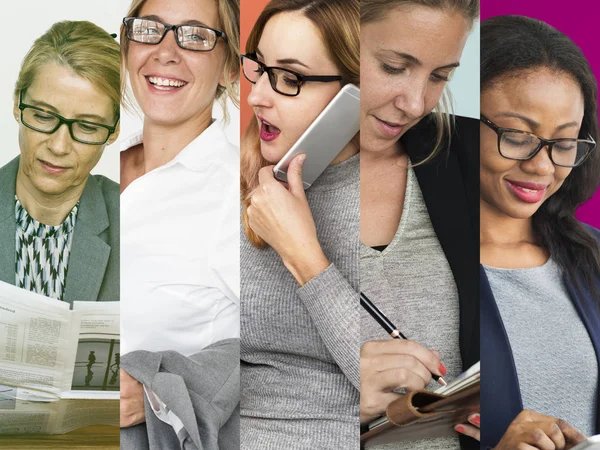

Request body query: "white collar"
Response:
[120, 120, 236, 173]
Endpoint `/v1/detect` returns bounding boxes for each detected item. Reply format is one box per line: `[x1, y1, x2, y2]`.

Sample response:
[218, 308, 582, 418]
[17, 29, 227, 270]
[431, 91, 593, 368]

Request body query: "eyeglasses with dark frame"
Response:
[18, 91, 119, 146]
[480, 114, 596, 168]
[123, 17, 226, 52]
[240, 53, 342, 97]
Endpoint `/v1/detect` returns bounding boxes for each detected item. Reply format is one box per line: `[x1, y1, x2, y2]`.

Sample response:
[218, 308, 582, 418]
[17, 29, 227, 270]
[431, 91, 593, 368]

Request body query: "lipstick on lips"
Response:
[258, 116, 281, 142]
[505, 179, 547, 204]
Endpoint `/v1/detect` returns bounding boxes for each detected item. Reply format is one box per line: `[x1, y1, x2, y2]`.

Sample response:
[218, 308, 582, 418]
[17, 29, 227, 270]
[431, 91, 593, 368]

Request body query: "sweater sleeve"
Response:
[296, 263, 360, 390]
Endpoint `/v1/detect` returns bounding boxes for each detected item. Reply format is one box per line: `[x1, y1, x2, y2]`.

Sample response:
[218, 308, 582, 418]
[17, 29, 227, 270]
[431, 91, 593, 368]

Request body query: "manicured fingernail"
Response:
[471, 414, 480, 425]
[438, 363, 447, 376]
[455, 425, 465, 434]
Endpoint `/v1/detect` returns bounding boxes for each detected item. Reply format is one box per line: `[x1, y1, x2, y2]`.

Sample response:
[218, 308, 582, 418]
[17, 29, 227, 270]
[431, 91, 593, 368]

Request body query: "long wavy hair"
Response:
[361, 0, 479, 165]
[482, 15, 600, 296]
[241, 0, 360, 247]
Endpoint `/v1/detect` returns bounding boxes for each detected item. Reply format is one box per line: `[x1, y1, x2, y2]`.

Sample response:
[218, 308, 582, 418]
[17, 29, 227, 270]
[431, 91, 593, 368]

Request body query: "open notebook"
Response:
[361, 362, 480, 447]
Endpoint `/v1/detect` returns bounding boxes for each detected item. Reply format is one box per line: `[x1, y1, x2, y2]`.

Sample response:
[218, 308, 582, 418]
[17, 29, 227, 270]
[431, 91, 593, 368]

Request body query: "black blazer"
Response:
[480, 225, 600, 449]
[401, 114, 480, 450]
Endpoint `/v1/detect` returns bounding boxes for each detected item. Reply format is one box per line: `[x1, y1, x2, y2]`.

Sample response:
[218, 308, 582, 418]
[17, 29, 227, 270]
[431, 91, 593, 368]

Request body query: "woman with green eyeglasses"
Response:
[119, 0, 241, 448]
[239, 0, 360, 447]
[0, 20, 120, 302]
[480, 15, 600, 450]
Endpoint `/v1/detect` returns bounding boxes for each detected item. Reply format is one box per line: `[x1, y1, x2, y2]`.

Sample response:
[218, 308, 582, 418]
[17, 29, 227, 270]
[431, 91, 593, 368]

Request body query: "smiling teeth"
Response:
[521, 187, 538, 193]
[148, 77, 187, 87]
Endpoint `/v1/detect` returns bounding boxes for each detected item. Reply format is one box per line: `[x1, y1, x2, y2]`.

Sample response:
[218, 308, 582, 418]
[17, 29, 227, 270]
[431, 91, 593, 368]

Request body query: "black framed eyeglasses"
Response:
[18, 91, 119, 146]
[480, 114, 596, 168]
[123, 17, 226, 52]
[240, 54, 342, 97]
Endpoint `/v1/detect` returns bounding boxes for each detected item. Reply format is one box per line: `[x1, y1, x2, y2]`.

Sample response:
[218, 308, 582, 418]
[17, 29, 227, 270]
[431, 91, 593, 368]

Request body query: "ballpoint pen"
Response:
[360, 292, 447, 386]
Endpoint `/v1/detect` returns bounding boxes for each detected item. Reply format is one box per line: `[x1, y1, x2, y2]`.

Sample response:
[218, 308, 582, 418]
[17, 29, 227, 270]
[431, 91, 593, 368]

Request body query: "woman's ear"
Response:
[13, 101, 20, 123]
[107, 121, 120, 145]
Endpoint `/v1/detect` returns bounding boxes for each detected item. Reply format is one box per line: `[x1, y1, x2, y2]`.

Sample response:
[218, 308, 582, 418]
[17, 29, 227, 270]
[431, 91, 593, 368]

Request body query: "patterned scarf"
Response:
[15, 196, 79, 301]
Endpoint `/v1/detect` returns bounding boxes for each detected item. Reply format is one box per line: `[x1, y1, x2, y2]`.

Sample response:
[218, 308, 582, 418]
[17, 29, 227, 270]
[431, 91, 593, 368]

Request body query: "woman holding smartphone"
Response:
[480, 15, 599, 449]
[358, 1, 480, 449]
[119, 0, 241, 447]
[239, 0, 360, 447]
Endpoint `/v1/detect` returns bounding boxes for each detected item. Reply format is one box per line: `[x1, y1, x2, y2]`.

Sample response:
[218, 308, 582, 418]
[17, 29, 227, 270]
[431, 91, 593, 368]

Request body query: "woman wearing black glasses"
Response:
[358, 1, 480, 449]
[480, 15, 600, 450]
[119, 0, 241, 448]
[0, 20, 120, 302]
[239, 0, 359, 448]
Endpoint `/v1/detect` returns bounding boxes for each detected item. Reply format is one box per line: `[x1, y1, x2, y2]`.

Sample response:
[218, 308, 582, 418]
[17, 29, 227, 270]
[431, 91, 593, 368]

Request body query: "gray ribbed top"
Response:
[485, 259, 598, 437]
[360, 165, 462, 450]
[240, 154, 360, 449]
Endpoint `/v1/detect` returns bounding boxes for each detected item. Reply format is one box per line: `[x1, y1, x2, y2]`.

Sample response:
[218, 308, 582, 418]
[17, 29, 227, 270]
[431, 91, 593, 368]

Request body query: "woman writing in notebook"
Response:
[358, 1, 480, 449]
[480, 16, 599, 450]
[240, 0, 360, 447]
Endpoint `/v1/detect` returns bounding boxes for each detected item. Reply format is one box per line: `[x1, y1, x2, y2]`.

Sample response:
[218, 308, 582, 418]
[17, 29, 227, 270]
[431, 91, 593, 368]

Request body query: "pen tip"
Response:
[437, 376, 447, 387]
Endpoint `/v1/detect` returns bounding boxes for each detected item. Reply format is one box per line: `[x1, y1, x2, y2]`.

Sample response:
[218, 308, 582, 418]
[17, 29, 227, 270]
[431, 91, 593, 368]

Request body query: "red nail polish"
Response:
[455, 426, 465, 434]
[438, 363, 447, 376]
[471, 415, 480, 425]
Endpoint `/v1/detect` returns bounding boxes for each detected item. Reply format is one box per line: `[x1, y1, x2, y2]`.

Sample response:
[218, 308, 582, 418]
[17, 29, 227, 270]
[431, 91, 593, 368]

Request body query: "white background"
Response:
[448, 21, 480, 119]
[1, 0, 240, 183]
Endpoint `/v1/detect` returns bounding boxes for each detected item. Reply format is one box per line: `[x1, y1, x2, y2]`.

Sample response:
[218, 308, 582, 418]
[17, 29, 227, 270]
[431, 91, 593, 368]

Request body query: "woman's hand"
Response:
[120, 369, 145, 428]
[494, 410, 586, 450]
[247, 154, 329, 285]
[360, 339, 446, 423]
[455, 413, 480, 441]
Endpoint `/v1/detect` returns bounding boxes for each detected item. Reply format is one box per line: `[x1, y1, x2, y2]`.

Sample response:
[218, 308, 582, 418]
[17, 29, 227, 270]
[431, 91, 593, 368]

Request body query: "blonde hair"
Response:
[362, 0, 479, 165]
[120, 0, 240, 119]
[15, 21, 120, 122]
[241, 0, 360, 247]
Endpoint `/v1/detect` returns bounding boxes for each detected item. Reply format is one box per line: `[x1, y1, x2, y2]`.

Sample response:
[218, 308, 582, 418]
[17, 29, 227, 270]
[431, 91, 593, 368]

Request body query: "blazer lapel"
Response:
[480, 267, 523, 448]
[403, 116, 480, 368]
[0, 157, 19, 285]
[564, 275, 600, 434]
[63, 175, 111, 303]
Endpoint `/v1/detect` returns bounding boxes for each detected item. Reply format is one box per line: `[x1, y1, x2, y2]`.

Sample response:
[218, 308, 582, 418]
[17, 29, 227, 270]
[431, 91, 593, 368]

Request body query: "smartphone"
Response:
[572, 435, 600, 450]
[273, 83, 360, 189]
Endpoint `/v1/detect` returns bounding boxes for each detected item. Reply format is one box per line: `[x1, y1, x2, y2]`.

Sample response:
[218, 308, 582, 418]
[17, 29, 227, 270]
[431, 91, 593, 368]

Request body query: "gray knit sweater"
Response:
[485, 259, 598, 437]
[360, 166, 462, 450]
[240, 154, 360, 449]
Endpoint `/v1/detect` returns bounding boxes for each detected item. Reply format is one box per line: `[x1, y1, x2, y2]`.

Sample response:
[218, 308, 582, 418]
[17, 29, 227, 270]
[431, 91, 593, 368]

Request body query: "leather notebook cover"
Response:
[361, 382, 480, 447]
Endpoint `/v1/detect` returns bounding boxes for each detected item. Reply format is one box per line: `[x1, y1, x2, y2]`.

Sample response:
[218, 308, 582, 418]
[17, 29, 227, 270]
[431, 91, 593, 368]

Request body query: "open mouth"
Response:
[258, 117, 281, 142]
[146, 76, 188, 90]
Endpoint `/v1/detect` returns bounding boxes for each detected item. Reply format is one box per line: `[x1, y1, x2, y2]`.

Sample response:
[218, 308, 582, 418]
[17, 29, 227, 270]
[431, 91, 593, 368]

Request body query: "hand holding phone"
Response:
[273, 83, 360, 189]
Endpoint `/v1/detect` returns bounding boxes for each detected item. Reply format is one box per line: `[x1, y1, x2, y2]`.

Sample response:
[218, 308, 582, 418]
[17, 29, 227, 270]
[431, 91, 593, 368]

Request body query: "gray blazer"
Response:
[120, 339, 240, 450]
[0, 156, 119, 302]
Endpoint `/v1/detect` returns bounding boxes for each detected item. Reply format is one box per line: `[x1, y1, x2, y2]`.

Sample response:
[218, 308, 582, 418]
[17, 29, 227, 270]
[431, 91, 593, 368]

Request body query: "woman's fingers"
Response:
[455, 423, 480, 441]
[361, 339, 444, 377]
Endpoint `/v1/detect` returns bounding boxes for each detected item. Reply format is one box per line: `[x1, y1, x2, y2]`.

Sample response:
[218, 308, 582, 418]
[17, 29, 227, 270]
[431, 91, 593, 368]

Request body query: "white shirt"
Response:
[120, 120, 240, 357]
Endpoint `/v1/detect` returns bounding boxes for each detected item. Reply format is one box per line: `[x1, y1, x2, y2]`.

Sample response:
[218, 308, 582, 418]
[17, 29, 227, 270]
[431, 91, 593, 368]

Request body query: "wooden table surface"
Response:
[0, 425, 119, 449]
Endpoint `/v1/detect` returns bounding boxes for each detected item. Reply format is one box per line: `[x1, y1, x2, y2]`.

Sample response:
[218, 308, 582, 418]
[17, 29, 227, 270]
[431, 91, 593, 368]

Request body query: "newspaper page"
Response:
[0, 281, 119, 434]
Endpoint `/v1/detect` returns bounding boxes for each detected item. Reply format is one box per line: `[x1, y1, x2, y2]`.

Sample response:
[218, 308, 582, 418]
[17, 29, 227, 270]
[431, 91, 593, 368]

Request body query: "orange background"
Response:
[240, 0, 270, 134]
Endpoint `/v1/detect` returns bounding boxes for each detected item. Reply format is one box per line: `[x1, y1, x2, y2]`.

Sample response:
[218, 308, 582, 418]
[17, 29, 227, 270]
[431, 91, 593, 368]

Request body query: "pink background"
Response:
[481, 0, 600, 228]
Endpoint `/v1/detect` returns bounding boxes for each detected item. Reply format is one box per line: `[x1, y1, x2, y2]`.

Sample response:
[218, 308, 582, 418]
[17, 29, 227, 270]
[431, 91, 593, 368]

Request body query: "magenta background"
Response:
[481, 0, 600, 229]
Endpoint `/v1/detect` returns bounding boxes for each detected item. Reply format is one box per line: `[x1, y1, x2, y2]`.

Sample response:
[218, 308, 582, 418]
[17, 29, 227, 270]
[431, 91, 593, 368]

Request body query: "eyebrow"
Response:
[495, 112, 579, 131]
[140, 14, 211, 27]
[26, 98, 110, 124]
[255, 48, 311, 69]
[380, 49, 460, 71]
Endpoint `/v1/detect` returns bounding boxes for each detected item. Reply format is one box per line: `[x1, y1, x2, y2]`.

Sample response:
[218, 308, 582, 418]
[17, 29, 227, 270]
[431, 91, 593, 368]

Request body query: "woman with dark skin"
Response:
[480, 15, 600, 450]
